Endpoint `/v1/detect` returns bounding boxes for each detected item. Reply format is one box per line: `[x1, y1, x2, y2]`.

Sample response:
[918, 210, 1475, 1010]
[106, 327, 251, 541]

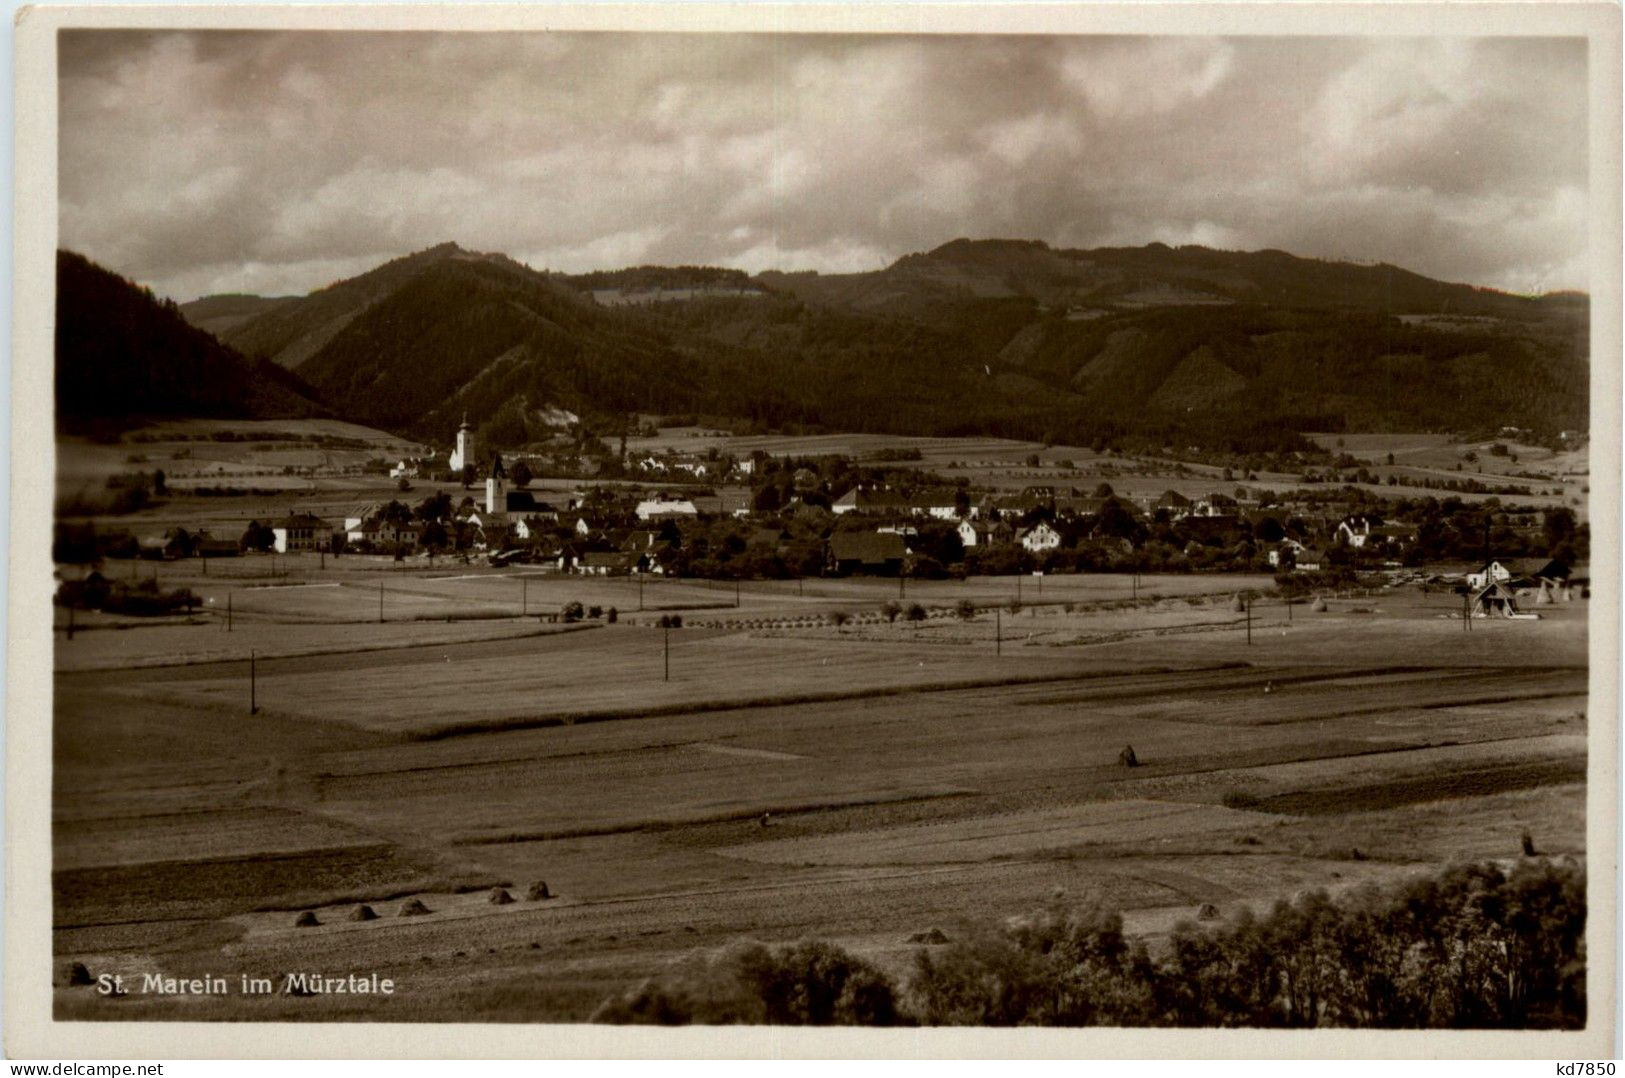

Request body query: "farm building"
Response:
[827, 531, 907, 575]
[1471, 580, 1538, 619]
[832, 486, 909, 515]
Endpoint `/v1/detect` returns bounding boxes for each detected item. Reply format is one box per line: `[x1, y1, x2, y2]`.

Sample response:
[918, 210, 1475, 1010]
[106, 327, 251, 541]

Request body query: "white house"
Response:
[1017, 522, 1063, 553]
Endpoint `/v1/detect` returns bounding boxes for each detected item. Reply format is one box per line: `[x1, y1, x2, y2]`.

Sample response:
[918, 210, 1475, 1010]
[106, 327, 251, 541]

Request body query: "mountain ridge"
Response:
[160, 238, 1591, 450]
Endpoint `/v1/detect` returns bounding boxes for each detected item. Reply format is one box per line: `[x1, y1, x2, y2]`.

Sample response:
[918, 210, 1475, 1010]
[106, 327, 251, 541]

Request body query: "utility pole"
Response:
[1464, 591, 1471, 631]
[250, 650, 258, 714]
[378, 580, 384, 624]
[639, 573, 645, 612]
[1286, 597, 1292, 622]
[663, 626, 670, 682]
[1245, 598, 1252, 646]
[995, 608, 1002, 656]
[227, 592, 232, 633]
[735, 578, 740, 608]
[522, 577, 528, 618]
[66, 602, 74, 641]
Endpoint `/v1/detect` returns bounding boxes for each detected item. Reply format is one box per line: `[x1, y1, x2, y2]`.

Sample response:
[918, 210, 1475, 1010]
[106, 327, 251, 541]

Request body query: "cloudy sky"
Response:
[59, 31, 1589, 302]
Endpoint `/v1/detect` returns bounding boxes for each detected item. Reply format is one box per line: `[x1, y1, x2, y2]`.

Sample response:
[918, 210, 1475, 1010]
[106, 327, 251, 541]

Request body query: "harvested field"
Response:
[53, 568, 1592, 1022]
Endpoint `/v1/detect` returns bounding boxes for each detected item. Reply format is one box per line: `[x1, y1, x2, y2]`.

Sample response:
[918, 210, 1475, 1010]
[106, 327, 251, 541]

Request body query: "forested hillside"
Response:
[56, 251, 327, 433]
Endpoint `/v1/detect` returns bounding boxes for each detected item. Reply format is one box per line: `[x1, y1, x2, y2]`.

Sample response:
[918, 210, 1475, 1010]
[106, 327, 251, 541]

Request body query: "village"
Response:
[54, 415, 1588, 627]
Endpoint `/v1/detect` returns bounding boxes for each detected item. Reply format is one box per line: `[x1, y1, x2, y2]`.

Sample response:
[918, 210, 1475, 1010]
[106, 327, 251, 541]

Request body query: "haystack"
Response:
[349, 904, 378, 922]
[1311, 596, 1328, 612]
[1118, 745, 1139, 768]
[1522, 832, 1537, 857]
[398, 898, 432, 917]
[489, 887, 515, 905]
[1231, 595, 1246, 613]
[907, 928, 950, 945]
[527, 881, 552, 901]
[1196, 903, 1220, 921]
[294, 910, 320, 928]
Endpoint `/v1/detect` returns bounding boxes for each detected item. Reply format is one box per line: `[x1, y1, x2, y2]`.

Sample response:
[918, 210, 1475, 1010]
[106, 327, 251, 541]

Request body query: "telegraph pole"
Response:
[227, 592, 232, 633]
[639, 573, 645, 612]
[995, 608, 1002, 656]
[378, 580, 384, 624]
[663, 626, 670, 682]
[1245, 598, 1252, 646]
[250, 650, 258, 714]
[522, 577, 528, 618]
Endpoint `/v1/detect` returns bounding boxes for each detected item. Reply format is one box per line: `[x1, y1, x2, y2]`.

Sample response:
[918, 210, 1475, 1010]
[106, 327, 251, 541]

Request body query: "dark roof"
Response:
[276, 513, 329, 529]
[581, 551, 636, 569]
[828, 531, 907, 563]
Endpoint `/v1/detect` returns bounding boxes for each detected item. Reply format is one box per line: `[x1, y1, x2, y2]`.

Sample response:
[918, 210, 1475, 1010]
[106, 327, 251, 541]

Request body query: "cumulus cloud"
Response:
[57, 31, 1589, 300]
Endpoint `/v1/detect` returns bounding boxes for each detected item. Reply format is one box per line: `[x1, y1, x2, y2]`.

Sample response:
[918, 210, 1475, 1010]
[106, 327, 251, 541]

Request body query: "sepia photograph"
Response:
[10, 1, 1620, 1059]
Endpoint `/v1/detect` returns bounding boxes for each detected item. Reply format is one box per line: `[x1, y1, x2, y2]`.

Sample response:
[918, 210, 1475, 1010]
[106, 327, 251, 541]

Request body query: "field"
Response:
[52, 547, 1590, 1022]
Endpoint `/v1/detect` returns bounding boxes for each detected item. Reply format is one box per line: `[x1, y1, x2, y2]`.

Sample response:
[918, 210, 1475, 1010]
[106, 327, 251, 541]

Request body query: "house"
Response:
[635, 496, 699, 521]
[1017, 522, 1063, 553]
[1195, 493, 1239, 517]
[271, 513, 333, 554]
[1293, 548, 1325, 572]
[832, 486, 908, 515]
[343, 504, 386, 534]
[1467, 558, 1570, 590]
[958, 519, 1015, 548]
[827, 531, 908, 575]
[389, 460, 419, 480]
[1337, 516, 1411, 549]
[909, 491, 964, 520]
[576, 551, 637, 576]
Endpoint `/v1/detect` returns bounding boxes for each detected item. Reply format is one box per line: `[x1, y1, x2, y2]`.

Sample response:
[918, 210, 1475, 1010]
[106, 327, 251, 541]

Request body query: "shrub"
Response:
[829, 611, 851, 626]
[562, 601, 585, 622]
[607, 607, 618, 623]
[904, 603, 927, 622]
[588, 605, 603, 619]
[592, 939, 904, 1026]
[1222, 789, 1263, 810]
[881, 601, 901, 623]
[956, 599, 977, 620]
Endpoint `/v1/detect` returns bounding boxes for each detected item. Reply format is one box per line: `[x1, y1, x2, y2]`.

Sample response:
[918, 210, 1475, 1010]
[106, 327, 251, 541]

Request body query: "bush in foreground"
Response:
[591, 860, 1584, 1029]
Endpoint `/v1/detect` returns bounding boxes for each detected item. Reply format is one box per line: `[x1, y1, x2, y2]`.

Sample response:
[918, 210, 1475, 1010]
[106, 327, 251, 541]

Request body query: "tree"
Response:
[881, 601, 901, 623]
[397, 477, 413, 493]
[421, 521, 449, 551]
[904, 602, 927, 622]
[461, 463, 478, 489]
[510, 460, 533, 489]
[152, 469, 167, 497]
[240, 520, 275, 553]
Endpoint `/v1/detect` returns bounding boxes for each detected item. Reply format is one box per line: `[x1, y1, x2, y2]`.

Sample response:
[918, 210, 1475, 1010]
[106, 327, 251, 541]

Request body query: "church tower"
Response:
[449, 414, 475, 474]
[485, 453, 508, 515]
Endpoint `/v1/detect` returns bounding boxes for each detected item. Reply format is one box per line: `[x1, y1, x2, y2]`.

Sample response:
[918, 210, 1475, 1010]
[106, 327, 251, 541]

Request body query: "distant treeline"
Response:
[593, 859, 1585, 1029]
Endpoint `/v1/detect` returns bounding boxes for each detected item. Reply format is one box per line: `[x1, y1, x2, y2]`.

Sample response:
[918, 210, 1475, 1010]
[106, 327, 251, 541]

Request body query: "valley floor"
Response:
[51, 571, 1590, 1022]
